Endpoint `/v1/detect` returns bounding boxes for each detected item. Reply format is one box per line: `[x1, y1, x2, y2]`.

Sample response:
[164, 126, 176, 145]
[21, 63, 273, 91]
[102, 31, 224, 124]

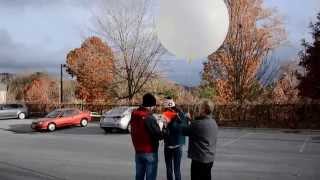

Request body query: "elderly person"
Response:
[183, 100, 218, 180]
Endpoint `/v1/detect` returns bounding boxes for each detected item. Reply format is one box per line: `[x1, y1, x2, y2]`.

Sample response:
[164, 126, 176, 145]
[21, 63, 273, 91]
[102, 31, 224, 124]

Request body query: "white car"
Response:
[100, 106, 165, 133]
[100, 106, 136, 133]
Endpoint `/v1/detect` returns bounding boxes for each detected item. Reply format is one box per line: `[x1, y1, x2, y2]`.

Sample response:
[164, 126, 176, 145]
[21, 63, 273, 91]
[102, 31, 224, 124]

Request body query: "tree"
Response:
[198, 86, 216, 99]
[94, 0, 165, 103]
[66, 37, 115, 103]
[272, 63, 300, 104]
[23, 73, 59, 103]
[7, 72, 48, 101]
[62, 80, 77, 103]
[297, 12, 320, 100]
[202, 0, 285, 104]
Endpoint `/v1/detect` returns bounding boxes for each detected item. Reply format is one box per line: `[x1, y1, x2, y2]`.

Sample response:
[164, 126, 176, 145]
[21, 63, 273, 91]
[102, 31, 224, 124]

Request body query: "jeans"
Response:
[164, 147, 182, 180]
[135, 153, 158, 180]
[191, 160, 213, 180]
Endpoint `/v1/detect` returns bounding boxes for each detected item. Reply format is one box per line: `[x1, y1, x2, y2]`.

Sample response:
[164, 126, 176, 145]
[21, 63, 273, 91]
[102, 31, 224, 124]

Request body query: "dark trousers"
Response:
[164, 147, 182, 180]
[191, 160, 213, 180]
[135, 153, 158, 180]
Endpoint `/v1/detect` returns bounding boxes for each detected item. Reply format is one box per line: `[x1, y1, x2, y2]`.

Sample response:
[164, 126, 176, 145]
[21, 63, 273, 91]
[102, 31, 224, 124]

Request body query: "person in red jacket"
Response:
[130, 93, 164, 180]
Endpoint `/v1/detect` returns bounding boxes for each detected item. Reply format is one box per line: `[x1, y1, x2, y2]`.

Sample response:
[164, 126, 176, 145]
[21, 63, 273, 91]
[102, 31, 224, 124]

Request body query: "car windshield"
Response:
[105, 107, 131, 116]
[46, 110, 63, 118]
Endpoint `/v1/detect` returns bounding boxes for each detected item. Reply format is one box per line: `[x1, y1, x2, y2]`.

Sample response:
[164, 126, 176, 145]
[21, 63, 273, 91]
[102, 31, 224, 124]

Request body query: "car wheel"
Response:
[47, 123, 56, 132]
[18, 113, 26, 120]
[80, 119, 88, 127]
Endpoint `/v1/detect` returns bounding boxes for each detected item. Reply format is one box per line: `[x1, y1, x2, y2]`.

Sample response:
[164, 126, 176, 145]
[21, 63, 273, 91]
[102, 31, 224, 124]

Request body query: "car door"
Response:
[69, 109, 81, 125]
[7, 104, 19, 118]
[59, 110, 75, 127]
[0, 104, 7, 119]
[1, 104, 16, 118]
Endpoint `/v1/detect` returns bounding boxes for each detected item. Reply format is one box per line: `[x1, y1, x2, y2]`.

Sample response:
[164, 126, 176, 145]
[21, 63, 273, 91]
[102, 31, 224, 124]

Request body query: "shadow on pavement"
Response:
[7, 124, 37, 134]
[51, 126, 105, 135]
[3, 122, 128, 136]
[311, 136, 320, 143]
[0, 161, 65, 180]
[51, 125, 129, 136]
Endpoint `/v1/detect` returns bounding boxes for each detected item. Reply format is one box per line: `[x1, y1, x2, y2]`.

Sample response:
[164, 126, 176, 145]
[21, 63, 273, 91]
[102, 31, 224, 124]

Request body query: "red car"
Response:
[31, 108, 92, 132]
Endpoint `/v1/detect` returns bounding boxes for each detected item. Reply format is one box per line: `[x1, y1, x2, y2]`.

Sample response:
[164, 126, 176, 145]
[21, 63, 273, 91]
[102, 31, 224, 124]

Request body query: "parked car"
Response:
[0, 103, 28, 120]
[31, 108, 92, 132]
[100, 106, 165, 133]
[100, 106, 136, 133]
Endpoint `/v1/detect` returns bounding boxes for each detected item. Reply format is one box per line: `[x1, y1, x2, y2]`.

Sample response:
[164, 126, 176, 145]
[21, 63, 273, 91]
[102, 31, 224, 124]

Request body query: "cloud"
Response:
[0, 0, 91, 9]
[0, 29, 64, 72]
[0, 0, 95, 74]
[0, 0, 316, 86]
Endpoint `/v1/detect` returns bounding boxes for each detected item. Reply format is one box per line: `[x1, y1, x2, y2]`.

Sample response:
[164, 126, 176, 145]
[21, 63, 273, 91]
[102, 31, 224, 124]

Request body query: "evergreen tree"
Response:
[298, 12, 320, 99]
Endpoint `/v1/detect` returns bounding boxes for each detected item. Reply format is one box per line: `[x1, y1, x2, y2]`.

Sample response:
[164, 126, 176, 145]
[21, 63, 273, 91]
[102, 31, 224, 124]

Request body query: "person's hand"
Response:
[163, 120, 168, 128]
[186, 112, 192, 121]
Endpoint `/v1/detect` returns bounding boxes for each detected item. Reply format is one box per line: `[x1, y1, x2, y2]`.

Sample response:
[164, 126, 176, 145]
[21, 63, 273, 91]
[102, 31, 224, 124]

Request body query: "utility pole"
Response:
[60, 64, 66, 105]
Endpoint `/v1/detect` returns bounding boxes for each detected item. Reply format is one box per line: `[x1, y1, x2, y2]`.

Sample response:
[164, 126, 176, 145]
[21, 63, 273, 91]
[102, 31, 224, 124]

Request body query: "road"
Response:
[0, 118, 320, 180]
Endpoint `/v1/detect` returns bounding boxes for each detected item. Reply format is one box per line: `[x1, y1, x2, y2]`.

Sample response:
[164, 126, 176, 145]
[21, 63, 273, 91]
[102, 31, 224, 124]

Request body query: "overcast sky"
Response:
[0, 0, 319, 86]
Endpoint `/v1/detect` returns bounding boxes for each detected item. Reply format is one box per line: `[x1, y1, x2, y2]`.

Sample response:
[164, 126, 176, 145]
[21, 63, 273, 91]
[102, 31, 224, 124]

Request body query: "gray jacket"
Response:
[183, 116, 218, 163]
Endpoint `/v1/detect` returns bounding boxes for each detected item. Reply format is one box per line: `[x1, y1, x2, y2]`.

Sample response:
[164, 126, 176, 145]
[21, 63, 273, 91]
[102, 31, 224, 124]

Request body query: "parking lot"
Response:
[0, 118, 319, 180]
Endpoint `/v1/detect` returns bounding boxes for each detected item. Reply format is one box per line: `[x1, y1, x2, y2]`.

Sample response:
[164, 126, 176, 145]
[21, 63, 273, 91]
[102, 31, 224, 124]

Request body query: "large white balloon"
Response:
[156, 0, 229, 60]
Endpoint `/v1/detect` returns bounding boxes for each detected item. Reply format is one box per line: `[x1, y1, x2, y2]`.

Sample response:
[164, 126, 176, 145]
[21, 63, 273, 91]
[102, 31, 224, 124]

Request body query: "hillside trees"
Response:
[23, 73, 59, 103]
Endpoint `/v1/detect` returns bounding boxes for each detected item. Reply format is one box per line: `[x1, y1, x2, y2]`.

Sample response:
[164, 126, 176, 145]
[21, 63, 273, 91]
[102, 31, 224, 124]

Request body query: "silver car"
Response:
[100, 106, 165, 133]
[100, 106, 136, 133]
[0, 103, 28, 120]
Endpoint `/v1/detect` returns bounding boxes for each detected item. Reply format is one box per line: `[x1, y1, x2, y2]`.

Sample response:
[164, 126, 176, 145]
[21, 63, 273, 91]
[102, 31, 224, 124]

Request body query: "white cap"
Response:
[163, 99, 175, 108]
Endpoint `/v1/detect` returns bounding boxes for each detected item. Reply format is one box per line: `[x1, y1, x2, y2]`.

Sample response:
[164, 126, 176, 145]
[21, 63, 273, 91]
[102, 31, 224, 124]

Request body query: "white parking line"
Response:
[299, 136, 310, 153]
[221, 133, 251, 147]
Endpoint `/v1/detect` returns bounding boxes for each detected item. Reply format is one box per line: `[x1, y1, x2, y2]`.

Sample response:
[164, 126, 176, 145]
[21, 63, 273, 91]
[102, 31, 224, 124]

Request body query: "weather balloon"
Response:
[157, 0, 230, 60]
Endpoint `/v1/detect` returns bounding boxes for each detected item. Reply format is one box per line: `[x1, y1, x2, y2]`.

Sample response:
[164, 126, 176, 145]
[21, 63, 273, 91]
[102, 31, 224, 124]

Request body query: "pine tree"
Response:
[298, 12, 320, 100]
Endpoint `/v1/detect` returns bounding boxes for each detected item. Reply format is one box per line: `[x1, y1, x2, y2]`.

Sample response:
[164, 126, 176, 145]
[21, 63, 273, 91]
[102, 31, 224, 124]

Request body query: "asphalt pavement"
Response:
[0, 118, 319, 180]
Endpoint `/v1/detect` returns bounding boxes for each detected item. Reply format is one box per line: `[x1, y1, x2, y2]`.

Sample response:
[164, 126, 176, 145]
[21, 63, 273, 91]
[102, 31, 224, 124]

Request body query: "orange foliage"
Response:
[24, 76, 59, 104]
[203, 0, 285, 104]
[66, 37, 115, 103]
[272, 65, 299, 104]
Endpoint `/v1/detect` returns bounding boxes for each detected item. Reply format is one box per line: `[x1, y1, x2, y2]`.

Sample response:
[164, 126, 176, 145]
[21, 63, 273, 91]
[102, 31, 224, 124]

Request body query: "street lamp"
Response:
[60, 64, 67, 104]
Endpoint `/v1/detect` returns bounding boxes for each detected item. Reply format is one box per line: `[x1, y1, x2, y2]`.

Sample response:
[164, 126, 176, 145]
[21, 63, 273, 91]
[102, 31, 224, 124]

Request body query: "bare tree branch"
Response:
[93, 0, 165, 103]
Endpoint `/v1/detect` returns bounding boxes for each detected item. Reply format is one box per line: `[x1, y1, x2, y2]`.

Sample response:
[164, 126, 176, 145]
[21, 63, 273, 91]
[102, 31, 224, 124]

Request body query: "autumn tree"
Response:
[202, 0, 285, 104]
[94, 0, 165, 104]
[297, 12, 320, 100]
[7, 72, 47, 101]
[66, 36, 115, 103]
[23, 73, 59, 104]
[271, 63, 300, 104]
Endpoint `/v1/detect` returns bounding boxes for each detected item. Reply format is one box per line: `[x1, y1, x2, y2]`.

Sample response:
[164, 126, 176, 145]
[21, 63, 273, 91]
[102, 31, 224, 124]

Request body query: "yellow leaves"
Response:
[214, 79, 233, 104]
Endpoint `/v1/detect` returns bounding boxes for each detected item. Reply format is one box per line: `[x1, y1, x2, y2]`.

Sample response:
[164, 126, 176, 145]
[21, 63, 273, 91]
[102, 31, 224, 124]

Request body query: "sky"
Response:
[0, 0, 319, 86]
